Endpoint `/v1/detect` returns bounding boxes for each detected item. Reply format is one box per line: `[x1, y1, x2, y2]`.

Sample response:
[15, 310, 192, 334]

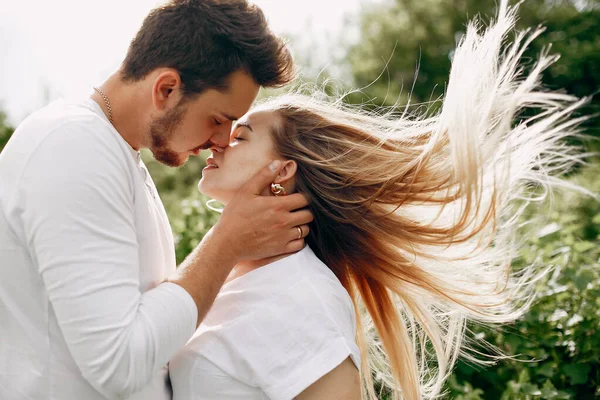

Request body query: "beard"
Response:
[148, 102, 187, 167]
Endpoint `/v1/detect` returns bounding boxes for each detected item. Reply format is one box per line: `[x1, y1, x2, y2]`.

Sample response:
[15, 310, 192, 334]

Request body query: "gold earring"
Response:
[270, 183, 287, 196]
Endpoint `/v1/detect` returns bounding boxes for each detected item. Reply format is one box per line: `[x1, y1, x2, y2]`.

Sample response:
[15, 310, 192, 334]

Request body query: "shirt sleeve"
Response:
[12, 121, 197, 399]
[205, 277, 360, 400]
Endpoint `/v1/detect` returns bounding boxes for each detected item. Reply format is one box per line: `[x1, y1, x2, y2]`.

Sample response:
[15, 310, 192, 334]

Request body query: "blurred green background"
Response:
[1, 0, 598, 398]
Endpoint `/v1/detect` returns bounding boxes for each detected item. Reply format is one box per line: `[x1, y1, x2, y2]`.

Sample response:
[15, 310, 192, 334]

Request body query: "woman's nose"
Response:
[210, 144, 226, 153]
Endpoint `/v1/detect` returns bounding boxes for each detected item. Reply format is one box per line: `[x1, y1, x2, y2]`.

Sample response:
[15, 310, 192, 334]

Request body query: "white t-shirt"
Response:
[169, 246, 361, 400]
[0, 98, 197, 400]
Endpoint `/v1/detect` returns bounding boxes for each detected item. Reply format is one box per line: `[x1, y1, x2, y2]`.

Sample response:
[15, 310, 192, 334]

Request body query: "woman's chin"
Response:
[197, 179, 212, 197]
[198, 182, 229, 204]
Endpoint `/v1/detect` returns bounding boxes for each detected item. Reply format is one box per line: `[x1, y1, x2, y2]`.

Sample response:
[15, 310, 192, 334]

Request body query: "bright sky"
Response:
[0, 0, 361, 125]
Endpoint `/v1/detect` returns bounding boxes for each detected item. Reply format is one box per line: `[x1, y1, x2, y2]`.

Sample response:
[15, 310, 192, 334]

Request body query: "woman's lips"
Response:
[204, 157, 219, 170]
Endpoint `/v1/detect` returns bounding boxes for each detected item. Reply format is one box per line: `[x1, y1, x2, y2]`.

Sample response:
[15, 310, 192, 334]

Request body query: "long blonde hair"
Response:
[258, 2, 588, 399]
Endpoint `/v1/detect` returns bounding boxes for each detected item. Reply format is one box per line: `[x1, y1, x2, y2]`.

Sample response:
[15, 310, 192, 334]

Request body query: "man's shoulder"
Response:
[13, 98, 130, 163]
[0, 98, 137, 194]
[20, 98, 111, 138]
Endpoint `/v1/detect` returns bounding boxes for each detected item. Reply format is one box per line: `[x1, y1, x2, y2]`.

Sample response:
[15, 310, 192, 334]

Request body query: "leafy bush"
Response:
[449, 163, 600, 400]
[0, 112, 14, 153]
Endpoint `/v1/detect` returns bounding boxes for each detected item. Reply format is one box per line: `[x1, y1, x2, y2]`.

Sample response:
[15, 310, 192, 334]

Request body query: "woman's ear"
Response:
[273, 160, 297, 185]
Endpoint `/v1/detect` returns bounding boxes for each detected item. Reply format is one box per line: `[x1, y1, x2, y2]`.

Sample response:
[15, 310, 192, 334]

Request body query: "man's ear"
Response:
[152, 69, 182, 111]
[273, 160, 297, 185]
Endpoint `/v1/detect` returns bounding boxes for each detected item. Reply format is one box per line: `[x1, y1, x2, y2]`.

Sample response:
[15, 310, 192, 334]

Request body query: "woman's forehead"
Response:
[243, 109, 281, 129]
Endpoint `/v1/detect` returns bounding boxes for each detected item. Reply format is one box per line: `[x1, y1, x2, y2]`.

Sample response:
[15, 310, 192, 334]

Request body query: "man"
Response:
[0, 1, 312, 399]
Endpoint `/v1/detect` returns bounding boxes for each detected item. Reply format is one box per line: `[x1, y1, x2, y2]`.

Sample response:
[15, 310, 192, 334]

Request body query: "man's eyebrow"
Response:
[235, 121, 253, 132]
[220, 112, 240, 121]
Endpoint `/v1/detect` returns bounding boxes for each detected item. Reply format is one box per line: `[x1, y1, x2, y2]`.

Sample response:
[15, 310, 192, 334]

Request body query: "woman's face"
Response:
[198, 109, 281, 204]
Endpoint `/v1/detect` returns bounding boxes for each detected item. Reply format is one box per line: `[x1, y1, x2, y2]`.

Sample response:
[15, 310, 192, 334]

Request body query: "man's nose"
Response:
[209, 143, 225, 153]
[210, 125, 231, 148]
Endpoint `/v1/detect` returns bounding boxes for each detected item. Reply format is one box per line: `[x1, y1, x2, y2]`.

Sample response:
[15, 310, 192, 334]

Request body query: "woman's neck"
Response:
[225, 252, 295, 284]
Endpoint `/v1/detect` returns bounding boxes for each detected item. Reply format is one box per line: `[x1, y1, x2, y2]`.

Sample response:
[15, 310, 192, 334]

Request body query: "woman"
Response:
[170, 3, 587, 399]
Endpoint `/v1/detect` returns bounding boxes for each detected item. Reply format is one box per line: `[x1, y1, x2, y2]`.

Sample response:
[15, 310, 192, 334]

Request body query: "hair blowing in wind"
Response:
[259, 1, 589, 399]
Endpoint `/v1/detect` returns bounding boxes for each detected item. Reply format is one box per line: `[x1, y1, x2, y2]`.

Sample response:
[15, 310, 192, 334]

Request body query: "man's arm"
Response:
[19, 124, 310, 399]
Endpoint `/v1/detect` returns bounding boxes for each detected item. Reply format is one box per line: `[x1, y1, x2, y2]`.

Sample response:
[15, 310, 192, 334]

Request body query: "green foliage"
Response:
[346, 0, 599, 147]
[448, 163, 600, 399]
[0, 111, 14, 153]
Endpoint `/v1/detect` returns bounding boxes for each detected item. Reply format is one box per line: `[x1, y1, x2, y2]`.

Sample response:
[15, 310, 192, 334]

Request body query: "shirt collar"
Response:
[88, 96, 142, 163]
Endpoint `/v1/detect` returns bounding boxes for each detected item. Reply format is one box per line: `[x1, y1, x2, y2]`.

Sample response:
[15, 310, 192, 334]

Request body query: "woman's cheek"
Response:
[228, 160, 252, 190]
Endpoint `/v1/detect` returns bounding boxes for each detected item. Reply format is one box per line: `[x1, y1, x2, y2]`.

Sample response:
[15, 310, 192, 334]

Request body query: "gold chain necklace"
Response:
[93, 86, 114, 124]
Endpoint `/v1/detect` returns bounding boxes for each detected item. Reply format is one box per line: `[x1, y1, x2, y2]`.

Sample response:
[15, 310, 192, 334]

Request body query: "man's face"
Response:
[147, 70, 260, 167]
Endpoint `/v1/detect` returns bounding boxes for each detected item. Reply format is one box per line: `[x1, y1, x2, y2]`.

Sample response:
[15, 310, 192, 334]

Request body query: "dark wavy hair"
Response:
[121, 0, 295, 96]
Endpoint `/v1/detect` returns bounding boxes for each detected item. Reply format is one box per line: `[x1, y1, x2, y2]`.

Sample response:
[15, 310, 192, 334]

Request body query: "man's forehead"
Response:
[219, 111, 240, 121]
[191, 87, 249, 118]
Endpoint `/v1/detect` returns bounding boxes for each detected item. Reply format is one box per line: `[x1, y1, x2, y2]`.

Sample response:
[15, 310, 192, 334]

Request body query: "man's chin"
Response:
[153, 149, 187, 168]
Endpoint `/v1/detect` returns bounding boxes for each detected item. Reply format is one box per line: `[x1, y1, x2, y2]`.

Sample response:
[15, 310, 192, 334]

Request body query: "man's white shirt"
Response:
[0, 98, 197, 400]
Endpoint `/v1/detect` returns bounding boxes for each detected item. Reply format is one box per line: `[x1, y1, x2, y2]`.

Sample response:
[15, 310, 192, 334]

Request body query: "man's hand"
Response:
[215, 160, 313, 261]
[168, 160, 313, 327]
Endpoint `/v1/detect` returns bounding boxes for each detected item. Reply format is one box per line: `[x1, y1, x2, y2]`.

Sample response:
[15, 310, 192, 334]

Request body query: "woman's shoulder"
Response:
[288, 246, 357, 326]
[202, 246, 354, 327]
[178, 246, 361, 400]
[282, 245, 353, 304]
[183, 245, 358, 356]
